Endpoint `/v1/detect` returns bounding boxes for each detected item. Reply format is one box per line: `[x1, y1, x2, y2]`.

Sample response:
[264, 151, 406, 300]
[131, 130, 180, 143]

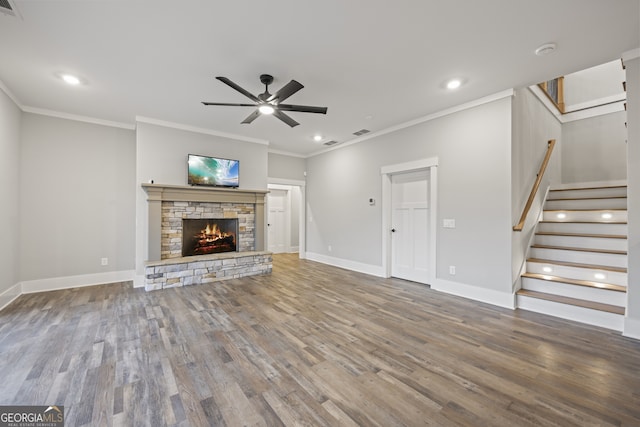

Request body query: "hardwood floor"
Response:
[1, 253, 639, 426]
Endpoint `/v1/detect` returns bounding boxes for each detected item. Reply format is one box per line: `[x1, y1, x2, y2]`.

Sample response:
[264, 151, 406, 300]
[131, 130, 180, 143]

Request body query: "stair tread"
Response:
[546, 196, 627, 201]
[522, 272, 627, 292]
[531, 244, 627, 255]
[539, 220, 628, 224]
[527, 258, 627, 273]
[549, 185, 627, 192]
[536, 231, 627, 239]
[544, 208, 627, 212]
[517, 289, 625, 314]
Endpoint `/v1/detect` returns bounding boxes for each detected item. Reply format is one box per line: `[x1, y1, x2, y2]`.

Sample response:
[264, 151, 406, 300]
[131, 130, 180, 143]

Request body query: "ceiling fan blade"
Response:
[216, 77, 260, 102]
[267, 80, 304, 103]
[202, 102, 257, 107]
[241, 110, 261, 124]
[273, 109, 299, 127]
[277, 104, 328, 114]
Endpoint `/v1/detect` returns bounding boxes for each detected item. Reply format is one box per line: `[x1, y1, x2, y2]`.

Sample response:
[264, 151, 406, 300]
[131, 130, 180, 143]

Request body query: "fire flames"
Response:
[200, 223, 232, 242]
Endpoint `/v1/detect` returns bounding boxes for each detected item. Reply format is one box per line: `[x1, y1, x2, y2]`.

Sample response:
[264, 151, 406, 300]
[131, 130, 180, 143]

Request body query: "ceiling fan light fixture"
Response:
[258, 104, 275, 115]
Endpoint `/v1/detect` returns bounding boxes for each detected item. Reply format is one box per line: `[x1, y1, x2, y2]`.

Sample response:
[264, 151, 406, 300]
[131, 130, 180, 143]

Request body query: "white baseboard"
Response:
[432, 278, 516, 309]
[305, 252, 385, 277]
[624, 317, 640, 340]
[21, 270, 135, 294]
[0, 282, 22, 311]
[133, 274, 146, 289]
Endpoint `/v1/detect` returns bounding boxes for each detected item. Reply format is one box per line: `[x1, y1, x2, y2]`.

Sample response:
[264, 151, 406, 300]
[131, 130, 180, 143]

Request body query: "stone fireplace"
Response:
[141, 184, 271, 291]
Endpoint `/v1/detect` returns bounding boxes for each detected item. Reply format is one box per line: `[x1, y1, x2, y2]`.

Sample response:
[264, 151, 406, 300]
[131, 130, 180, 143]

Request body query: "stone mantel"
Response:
[142, 183, 268, 261]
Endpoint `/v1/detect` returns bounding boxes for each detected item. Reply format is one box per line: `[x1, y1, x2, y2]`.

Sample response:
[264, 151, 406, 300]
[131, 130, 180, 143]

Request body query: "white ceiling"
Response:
[1, 0, 638, 156]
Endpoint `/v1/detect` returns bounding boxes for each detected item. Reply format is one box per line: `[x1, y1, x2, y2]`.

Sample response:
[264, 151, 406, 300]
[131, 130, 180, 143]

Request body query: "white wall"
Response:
[0, 88, 21, 297]
[624, 54, 640, 339]
[134, 121, 269, 283]
[19, 113, 136, 281]
[306, 94, 514, 297]
[564, 60, 626, 110]
[561, 112, 627, 183]
[511, 87, 562, 285]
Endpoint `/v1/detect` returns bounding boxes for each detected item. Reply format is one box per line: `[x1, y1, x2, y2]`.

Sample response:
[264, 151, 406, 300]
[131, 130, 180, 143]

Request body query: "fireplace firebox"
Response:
[182, 219, 238, 257]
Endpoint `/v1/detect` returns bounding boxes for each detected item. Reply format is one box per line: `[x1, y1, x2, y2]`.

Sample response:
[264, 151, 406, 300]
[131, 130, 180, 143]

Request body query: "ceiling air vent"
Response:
[323, 140, 339, 146]
[353, 129, 370, 136]
[0, 0, 18, 17]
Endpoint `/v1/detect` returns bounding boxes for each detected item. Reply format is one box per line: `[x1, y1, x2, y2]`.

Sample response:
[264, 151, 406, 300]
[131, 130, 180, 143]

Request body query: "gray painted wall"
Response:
[134, 122, 269, 278]
[306, 96, 513, 293]
[19, 113, 136, 281]
[624, 55, 639, 335]
[561, 112, 627, 183]
[0, 89, 21, 294]
[511, 87, 562, 284]
[267, 152, 306, 181]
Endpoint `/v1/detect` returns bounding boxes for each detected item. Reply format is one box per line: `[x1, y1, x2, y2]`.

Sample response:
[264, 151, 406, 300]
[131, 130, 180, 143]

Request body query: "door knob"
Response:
[391, 228, 396, 232]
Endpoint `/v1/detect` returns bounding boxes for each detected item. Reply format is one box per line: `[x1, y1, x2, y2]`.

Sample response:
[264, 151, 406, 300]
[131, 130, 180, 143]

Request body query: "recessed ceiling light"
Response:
[594, 273, 606, 280]
[258, 105, 274, 115]
[601, 213, 613, 219]
[61, 74, 81, 85]
[543, 267, 553, 273]
[313, 134, 323, 142]
[446, 79, 462, 90]
[556, 213, 567, 219]
[535, 43, 557, 56]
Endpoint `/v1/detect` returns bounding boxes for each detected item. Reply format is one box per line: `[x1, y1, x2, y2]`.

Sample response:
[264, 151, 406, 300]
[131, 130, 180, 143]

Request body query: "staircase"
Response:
[516, 184, 628, 331]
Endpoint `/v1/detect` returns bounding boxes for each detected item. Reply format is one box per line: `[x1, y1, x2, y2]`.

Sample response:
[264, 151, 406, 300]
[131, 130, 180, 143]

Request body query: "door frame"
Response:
[267, 187, 291, 253]
[381, 157, 438, 283]
[267, 178, 306, 259]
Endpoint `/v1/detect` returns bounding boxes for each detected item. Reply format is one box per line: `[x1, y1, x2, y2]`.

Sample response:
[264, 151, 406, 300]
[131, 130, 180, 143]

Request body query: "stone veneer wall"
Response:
[145, 251, 272, 291]
[161, 201, 254, 259]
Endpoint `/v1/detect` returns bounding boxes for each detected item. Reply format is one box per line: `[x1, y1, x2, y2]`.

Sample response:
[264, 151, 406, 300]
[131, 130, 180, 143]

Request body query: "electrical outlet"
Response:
[328, 245, 332, 252]
[449, 265, 456, 275]
[443, 219, 456, 228]
[101, 258, 108, 266]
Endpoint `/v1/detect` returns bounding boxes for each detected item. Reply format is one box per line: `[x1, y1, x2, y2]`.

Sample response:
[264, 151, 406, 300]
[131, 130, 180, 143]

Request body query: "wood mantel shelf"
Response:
[141, 183, 268, 204]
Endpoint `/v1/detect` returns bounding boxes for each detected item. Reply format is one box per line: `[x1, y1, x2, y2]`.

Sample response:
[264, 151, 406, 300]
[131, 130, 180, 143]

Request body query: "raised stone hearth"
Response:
[144, 251, 272, 291]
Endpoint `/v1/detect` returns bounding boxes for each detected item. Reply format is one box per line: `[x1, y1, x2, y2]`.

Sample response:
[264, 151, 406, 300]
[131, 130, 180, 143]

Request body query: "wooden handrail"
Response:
[513, 139, 556, 231]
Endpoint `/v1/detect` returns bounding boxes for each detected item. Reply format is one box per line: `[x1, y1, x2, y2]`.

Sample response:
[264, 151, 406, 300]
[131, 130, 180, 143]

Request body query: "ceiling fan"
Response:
[202, 74, 327, 127]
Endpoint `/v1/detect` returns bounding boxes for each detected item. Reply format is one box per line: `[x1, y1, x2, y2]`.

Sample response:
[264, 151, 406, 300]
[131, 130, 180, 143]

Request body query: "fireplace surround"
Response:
[141, 183, 271, 291]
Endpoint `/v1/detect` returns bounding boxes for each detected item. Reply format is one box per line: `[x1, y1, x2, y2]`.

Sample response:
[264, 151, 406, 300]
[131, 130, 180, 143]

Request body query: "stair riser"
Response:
[534, 235, 627, 251]
[526, 262, 627, 286]
[548, 187, 627, 199]
[529, 247, 627, 268]
[542, 210, 627, 222]
[545, 198, 627, 210]
[537, 222, 628, 235]
[521, 277, 626, 306]
[516, 295, 624, 331]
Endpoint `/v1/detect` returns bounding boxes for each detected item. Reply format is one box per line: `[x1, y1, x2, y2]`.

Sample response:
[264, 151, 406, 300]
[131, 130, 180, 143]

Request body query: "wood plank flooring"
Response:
[1, 253, 639, 426]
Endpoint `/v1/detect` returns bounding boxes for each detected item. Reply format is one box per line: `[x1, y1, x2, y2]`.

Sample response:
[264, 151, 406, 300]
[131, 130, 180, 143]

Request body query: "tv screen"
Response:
[188, 154, 239, 188]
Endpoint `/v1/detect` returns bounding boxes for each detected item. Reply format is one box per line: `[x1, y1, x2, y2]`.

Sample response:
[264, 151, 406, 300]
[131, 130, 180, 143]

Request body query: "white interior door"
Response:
[268, 189, 288, 253]
[391, 170, 430, 283]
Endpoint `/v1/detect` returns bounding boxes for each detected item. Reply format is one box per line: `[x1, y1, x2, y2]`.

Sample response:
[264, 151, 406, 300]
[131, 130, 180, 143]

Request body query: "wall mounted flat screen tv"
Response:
[188, 154, 239, 188]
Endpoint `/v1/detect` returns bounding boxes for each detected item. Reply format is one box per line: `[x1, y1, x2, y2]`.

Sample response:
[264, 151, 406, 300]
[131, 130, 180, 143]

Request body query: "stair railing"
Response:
[513, 139, 556, 231]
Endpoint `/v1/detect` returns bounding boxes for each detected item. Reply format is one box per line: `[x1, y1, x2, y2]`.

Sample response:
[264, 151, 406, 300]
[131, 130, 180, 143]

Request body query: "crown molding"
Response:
[136, 116, 269, 145]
